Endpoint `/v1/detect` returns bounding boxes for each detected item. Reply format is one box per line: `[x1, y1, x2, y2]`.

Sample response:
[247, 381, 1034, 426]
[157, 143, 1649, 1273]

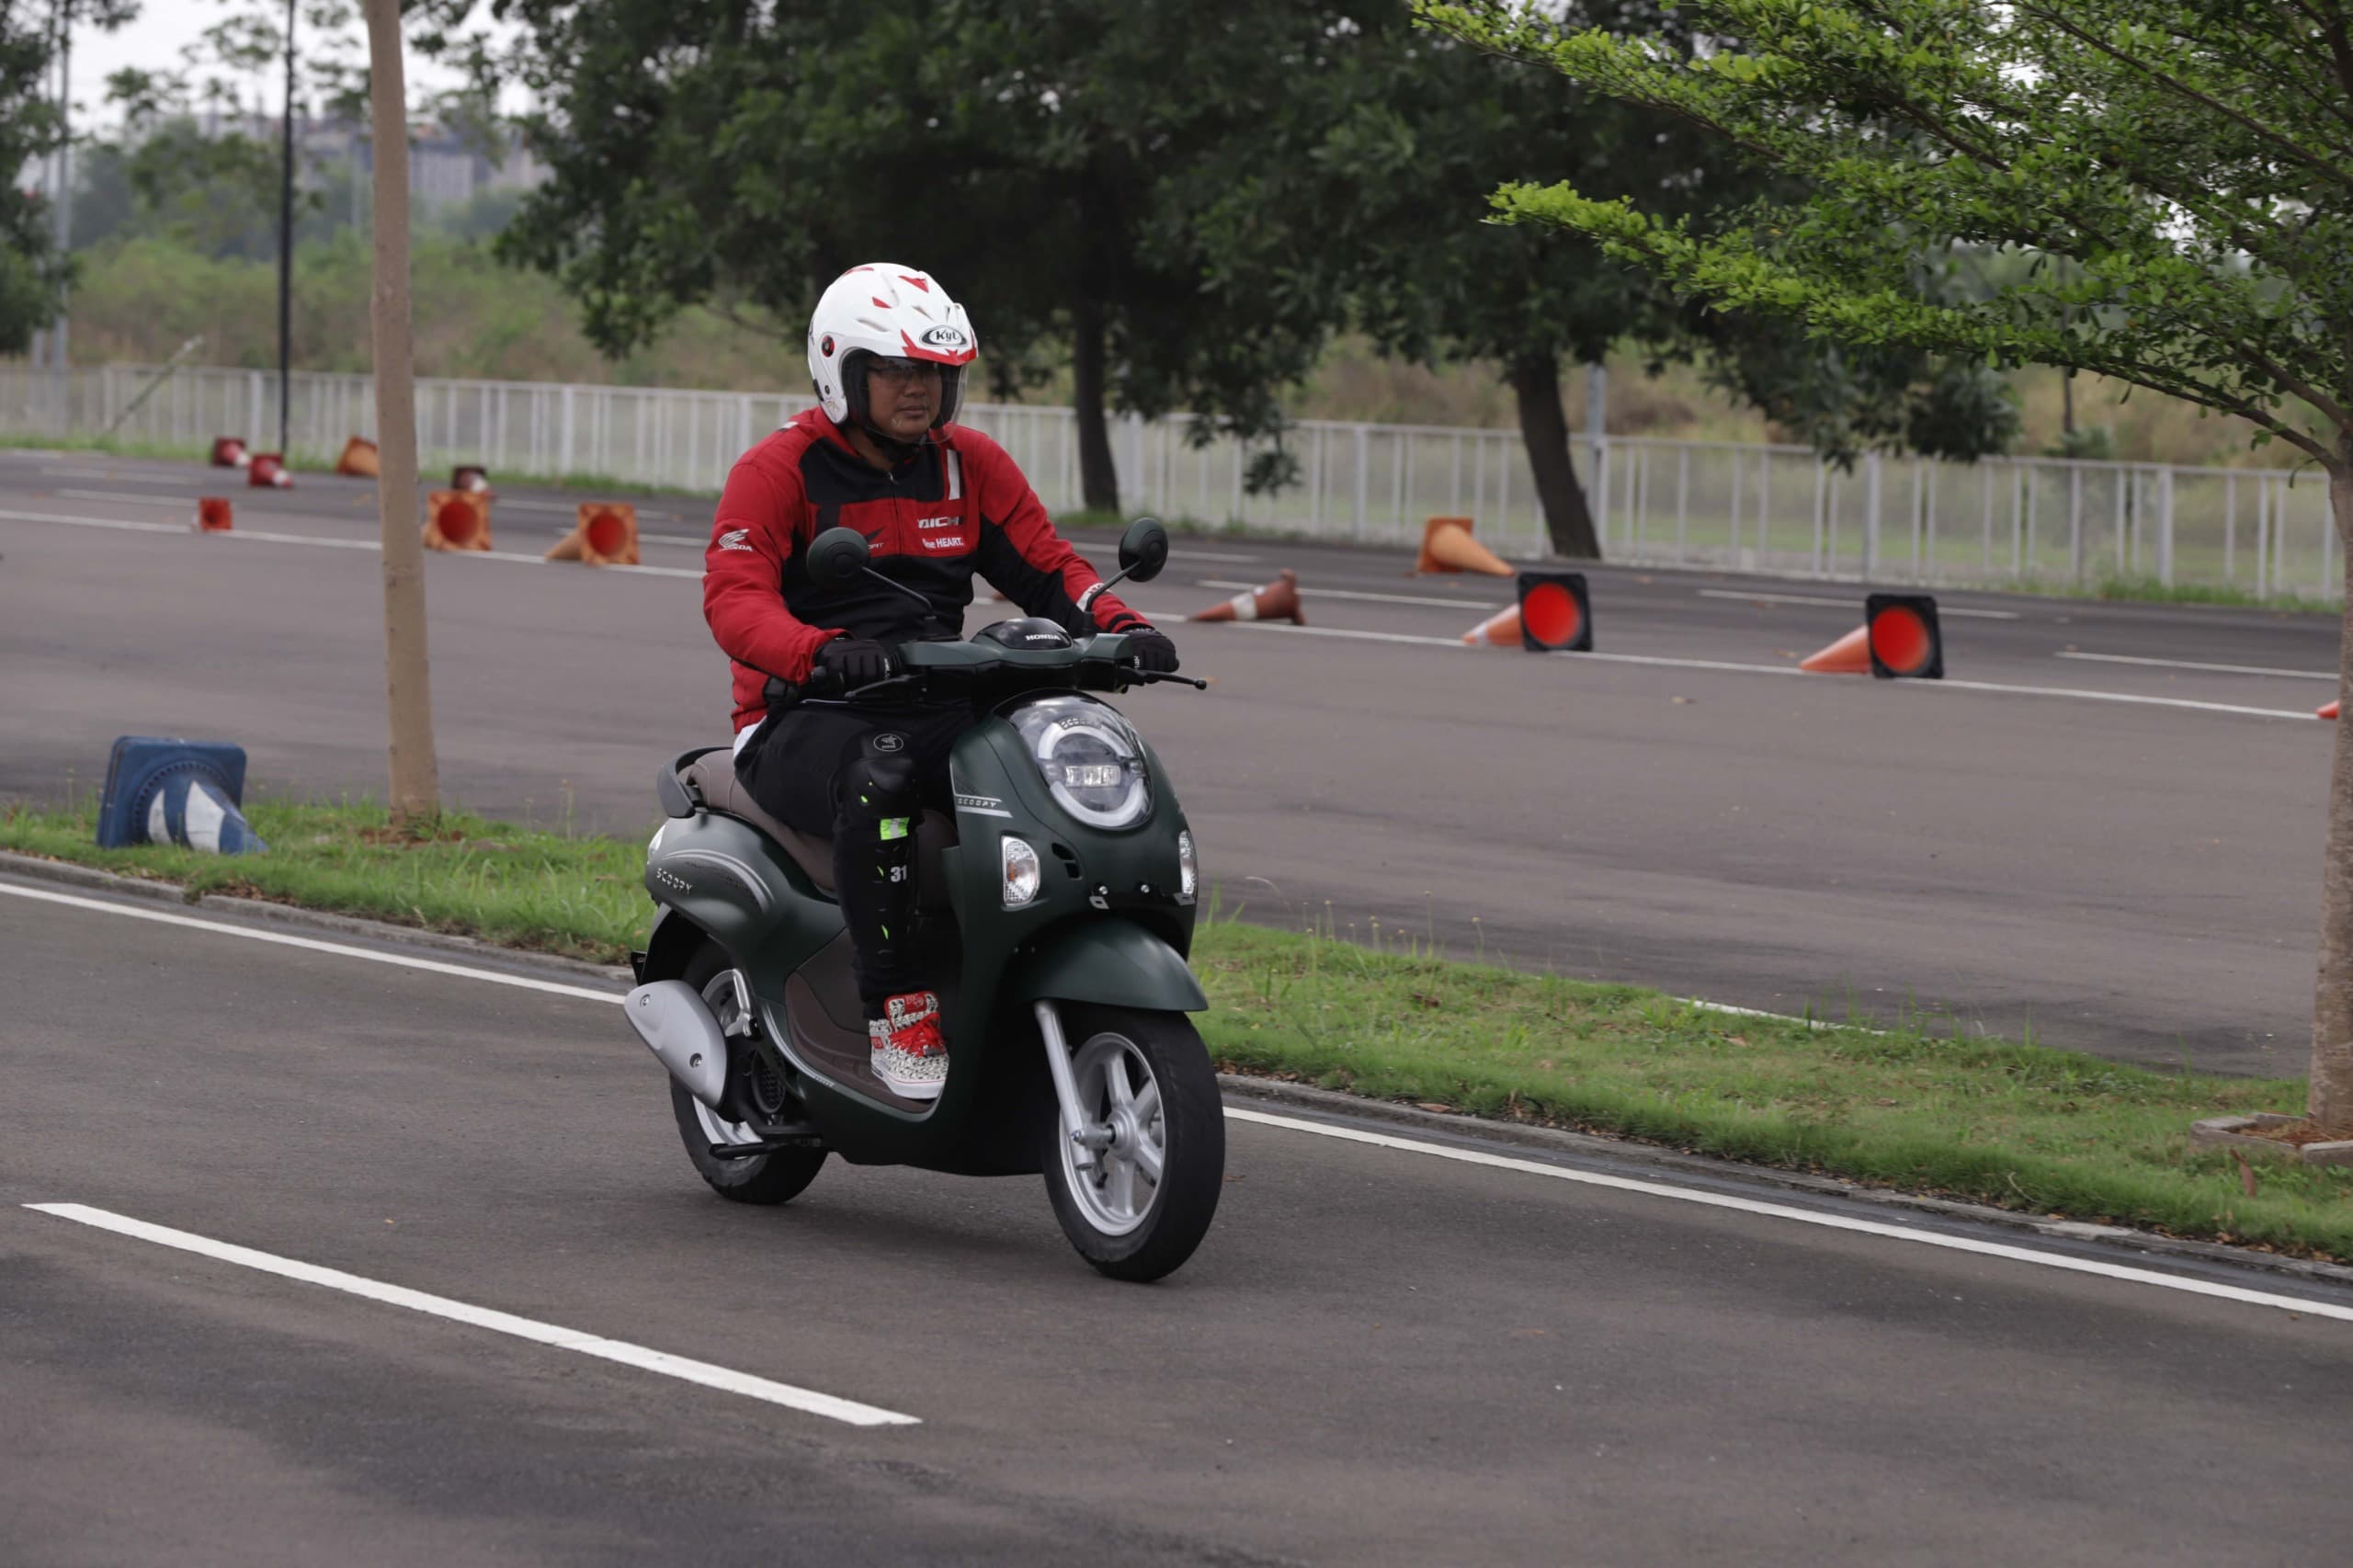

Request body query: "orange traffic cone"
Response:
[1799, 626, 1874, 674]
[452, 464, 491, 494]
[2321, 699, 2340, 721]
[247, 452, 291, 488]
[335, 436, 380, 478]
[210, 437, 249, 469]
[545, 501, 640, 565]
[194, 497, 233, 533]
[423, 489, 493, 551]
[1461, 606, 1521, 646]
[1416, 516, 1514, 576]
[1191, 569, 1303, 624]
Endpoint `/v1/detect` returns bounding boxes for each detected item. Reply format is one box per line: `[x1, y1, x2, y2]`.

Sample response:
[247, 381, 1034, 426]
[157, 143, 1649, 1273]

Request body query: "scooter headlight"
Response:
[1176, 829, 1197, 905]
[1010, 696, 1152, 829]
[1002, 835, 1042, 908]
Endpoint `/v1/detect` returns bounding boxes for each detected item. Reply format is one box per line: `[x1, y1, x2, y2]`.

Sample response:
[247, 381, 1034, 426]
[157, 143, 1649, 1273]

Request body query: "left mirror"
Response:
[806, 527, 872, 589]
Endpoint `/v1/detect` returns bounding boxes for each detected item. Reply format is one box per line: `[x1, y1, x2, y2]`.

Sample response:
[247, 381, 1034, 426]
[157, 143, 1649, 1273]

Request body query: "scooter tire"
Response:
[669, 944, 827, 1206]
[1041, 1005, 1224, 1282]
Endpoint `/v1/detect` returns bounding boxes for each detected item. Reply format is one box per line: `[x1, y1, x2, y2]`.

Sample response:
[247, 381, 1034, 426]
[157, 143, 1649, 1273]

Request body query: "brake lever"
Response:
[1122, 668, 1208, 690]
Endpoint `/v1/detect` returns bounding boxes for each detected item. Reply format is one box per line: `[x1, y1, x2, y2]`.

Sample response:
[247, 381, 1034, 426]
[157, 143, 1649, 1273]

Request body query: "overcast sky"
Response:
[62, 4, 521, 132]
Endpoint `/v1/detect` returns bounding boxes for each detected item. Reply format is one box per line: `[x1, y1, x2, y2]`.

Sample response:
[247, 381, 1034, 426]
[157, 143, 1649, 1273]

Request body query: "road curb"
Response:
[0, 849, 632, 983]
[1215, 1073, 2353, 1290]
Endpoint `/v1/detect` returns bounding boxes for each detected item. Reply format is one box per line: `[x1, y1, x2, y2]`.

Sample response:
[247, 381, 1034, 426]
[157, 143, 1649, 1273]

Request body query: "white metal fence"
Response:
[5, 361, 2338, 599]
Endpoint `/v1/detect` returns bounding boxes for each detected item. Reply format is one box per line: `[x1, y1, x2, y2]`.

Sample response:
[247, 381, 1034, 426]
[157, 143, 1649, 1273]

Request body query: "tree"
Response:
[486, 0, 1380, 512]
[0, 3, 139, 356]
[1425, 0, 2353, 1131]
[1200, 3, 2013, 556]
[363, 0, 437, 826]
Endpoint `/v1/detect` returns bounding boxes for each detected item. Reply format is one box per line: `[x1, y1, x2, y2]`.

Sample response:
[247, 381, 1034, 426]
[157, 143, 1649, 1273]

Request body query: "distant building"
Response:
[178, 109, 545, 213]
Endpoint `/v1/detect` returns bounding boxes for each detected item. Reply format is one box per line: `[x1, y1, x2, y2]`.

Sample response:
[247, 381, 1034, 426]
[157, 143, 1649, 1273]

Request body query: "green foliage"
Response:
[485, 1, 1392, 504]
[0, 3, 141, 354]
[7, 795, 2347, 1258]
[1419, 0, 2353, 469]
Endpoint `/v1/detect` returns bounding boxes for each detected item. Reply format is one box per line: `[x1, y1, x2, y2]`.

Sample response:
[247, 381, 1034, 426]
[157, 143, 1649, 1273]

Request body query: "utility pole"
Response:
[364, 0, 438, 825]
[278, 0, 296, 457]
[50, 6, 70, 422]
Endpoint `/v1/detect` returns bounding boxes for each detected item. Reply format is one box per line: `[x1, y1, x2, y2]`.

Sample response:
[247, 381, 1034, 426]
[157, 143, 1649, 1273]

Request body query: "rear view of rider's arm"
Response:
[965, 432, 1146, 637]
[703, 454, 840, 684]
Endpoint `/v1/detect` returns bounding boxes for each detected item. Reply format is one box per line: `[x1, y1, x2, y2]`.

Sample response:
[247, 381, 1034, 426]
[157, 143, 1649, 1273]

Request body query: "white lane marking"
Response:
[1173, 549, 1261, 563]
[1923, 678, 2319, 722]
[2054, 650, 2336, 682]
[0, 883, 623, 1006]
[1698, 587, 2021, 619]
[1199, 578, 1503, 610]
[1190, 619, 2323, 718]
[0, 506, 705, 580]
[24, 1203, 917, 1426]
[11, 878, 2335, 1323]
[60, 488, 210, 506]
[1222, 1108, 2353, 1325]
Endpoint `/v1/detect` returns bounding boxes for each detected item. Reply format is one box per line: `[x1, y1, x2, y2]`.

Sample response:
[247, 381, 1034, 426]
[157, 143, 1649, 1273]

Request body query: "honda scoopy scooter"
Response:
[623, 518, 1222, 1281]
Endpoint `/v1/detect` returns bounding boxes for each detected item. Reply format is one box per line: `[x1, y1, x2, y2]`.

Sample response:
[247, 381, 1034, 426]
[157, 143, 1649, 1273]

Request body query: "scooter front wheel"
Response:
[1041, 1005, 1224, 1282]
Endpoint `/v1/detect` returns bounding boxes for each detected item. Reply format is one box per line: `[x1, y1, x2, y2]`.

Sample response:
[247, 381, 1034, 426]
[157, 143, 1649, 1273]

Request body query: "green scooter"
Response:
[625, 518, 1223, 1281]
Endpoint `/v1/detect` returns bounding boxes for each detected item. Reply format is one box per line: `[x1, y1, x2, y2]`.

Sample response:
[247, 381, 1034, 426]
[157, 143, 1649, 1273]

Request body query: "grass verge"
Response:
[6, 796, 2347, 1260]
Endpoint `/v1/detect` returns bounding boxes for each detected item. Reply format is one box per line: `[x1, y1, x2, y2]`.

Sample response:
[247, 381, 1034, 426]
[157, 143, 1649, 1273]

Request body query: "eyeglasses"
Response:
[867, 357, 944, 382]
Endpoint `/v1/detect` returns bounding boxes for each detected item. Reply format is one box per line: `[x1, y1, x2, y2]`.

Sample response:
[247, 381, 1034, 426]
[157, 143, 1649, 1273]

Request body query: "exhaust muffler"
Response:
[624, 980, 729, 1108]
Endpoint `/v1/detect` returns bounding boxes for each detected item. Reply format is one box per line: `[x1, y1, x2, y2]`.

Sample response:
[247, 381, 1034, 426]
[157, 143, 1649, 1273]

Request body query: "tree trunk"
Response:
[365, 0, 438, 827]
[2312, 458, 2353, 1133]
[1510, 354, 1600, 558]
[1071, 288, 1118, 515]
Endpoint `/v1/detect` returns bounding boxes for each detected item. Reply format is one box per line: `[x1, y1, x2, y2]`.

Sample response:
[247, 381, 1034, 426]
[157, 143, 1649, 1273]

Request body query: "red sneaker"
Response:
[870, 990, 948, 1100]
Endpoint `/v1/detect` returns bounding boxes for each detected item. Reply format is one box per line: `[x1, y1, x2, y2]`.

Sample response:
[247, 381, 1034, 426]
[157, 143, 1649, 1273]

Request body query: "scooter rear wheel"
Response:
[1041, 1005, 1223, 1282]
[669, 944, 827, 1206]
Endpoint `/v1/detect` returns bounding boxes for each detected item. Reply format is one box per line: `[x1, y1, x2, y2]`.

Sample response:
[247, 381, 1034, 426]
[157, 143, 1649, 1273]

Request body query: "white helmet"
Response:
[806, 263, 979, 434]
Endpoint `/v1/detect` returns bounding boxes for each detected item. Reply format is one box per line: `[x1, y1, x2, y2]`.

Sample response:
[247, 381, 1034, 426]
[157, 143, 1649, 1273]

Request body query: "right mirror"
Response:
[806, 526, 872, 589]
[1118, 517, 1169, 584]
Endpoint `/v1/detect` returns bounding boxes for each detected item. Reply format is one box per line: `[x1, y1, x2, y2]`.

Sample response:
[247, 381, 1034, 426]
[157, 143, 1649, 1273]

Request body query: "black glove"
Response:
[1125, 625, 1179, 675]
[813, 636, 892, 688]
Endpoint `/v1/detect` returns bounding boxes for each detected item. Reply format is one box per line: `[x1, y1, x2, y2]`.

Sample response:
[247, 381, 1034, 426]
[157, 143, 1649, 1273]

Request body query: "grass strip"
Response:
[6, 797, 2346, 1260]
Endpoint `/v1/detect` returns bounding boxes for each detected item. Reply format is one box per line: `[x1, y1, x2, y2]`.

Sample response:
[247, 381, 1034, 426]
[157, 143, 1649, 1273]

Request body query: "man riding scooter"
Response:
[704, 262, 1181, 1100]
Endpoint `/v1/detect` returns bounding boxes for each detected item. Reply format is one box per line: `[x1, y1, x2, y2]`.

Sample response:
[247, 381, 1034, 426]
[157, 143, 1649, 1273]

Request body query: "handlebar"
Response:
[762, 632, 1196, 710]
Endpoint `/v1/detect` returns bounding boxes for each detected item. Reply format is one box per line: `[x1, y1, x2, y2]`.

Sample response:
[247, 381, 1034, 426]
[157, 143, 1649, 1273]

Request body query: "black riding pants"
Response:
[735, 702, 970, 1015]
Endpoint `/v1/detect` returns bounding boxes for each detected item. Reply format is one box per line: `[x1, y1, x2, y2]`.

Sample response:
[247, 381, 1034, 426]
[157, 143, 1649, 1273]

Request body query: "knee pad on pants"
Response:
[839, 743, 919, 837]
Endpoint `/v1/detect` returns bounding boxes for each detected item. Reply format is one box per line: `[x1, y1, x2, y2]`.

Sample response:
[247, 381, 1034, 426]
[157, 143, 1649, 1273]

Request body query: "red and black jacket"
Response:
[704, 409, 1146, 730]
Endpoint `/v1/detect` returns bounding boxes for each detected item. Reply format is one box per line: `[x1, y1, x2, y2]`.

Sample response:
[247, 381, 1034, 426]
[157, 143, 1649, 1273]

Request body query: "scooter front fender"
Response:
[1006, 918, 1208, 1013]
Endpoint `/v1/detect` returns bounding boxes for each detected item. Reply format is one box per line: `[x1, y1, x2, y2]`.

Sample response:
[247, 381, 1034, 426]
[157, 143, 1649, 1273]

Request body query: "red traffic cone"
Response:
[1799, 626, 1873, 674]
[1416, 516, 1514, 576]
[194, 497, 233, 532]
[1461, 605, 1520, 646]
[247, 452, 292, 489]
[210, 437, 249, 469]
[2321, 699, 2340, 721]
[452, 463, 491, 494]
[1191, 570, 1303, 624]
[423, 489, 493, 551]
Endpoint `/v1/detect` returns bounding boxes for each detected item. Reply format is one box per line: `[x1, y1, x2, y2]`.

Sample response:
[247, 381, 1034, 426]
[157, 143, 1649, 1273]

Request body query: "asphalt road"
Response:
[5, 878, 2351, 1566]
[0, 449, 2342, 1074]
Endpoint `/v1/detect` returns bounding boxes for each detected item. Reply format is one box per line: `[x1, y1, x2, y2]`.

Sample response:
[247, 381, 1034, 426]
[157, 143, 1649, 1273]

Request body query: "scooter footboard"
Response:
[1005, 919, 1207, 1013]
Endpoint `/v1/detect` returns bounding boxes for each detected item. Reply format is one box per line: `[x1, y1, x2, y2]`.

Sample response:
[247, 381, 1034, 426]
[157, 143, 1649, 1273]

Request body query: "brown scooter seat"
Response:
[682, 752, 956, 903]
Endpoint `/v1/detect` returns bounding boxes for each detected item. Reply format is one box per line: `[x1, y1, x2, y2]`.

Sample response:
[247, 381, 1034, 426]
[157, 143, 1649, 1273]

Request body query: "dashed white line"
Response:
[1222, 1108, 2353, 1325]
[24, 1203, 919, 1426]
